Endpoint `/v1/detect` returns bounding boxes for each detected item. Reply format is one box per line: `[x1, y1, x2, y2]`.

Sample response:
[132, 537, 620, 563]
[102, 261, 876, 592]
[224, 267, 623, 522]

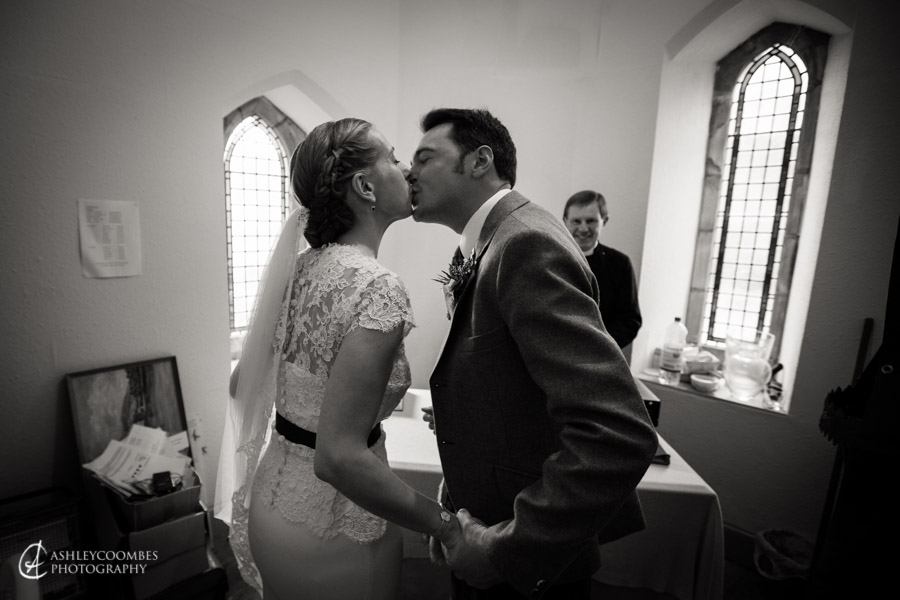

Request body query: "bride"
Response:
[215, 118, 461, 599]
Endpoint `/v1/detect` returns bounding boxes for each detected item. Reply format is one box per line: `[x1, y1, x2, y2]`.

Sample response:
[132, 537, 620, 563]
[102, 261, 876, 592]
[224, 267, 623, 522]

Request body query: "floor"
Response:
[211, 518, 785, 600]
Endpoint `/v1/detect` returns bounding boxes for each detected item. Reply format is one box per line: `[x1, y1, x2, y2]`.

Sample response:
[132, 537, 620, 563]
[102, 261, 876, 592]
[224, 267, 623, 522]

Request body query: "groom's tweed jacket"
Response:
[430, 191, 657, 598]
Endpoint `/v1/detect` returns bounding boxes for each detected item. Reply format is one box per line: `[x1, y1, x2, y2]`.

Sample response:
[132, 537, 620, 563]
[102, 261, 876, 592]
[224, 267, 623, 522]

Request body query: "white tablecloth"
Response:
[594, 434, 724, 600]
[383, 388, 724, 600]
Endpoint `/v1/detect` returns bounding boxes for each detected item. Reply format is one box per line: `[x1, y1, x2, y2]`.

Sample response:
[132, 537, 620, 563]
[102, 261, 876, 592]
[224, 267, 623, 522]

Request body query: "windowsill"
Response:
[637, 370, 787, 415]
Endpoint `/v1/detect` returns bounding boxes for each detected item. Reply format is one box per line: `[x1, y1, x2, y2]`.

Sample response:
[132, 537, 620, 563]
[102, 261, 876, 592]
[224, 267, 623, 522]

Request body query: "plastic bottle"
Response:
[658, 317, 688, 385]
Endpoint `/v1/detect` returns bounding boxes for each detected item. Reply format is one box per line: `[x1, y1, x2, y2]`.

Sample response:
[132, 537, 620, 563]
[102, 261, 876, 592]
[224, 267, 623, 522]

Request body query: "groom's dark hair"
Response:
[421, 108, 517, 188]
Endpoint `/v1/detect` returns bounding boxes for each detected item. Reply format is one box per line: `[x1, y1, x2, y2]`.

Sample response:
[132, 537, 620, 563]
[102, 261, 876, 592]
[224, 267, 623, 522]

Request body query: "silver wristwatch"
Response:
[431, 506, 453, 539]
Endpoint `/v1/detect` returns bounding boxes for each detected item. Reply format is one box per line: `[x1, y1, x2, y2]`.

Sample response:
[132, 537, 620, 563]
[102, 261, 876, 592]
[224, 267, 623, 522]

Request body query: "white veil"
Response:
[215, 205, 308, 591]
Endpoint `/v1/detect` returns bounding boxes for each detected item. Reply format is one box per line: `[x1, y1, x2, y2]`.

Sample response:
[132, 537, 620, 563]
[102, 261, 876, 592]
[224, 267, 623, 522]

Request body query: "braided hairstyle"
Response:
[290, 118, 380, 248]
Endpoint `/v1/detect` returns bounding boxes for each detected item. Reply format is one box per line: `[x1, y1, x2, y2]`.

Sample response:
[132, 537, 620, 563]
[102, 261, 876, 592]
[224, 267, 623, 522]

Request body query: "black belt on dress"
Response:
[275, 413, 381, 449]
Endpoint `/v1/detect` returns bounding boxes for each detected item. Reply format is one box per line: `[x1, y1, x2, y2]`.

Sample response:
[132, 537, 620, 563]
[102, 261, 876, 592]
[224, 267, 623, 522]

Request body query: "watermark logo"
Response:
[19, 540, 48, 580]
[16, 540, 158, 576]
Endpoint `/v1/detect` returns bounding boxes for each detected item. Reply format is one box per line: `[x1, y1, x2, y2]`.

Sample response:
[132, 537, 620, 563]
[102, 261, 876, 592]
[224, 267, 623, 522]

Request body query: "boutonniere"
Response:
[434, 249, 477, 319]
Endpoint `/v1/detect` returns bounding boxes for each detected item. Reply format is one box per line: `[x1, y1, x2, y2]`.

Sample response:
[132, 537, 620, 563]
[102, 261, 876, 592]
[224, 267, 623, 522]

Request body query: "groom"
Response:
[408, 108, 658, 599]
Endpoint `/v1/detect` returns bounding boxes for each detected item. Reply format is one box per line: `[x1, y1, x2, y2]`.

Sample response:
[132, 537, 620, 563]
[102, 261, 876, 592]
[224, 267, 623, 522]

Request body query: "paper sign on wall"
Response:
[78, 199, 142, 278]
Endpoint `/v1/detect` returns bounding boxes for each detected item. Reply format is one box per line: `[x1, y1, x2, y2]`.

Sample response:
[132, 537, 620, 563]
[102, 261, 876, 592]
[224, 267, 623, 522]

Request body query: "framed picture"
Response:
[66, 356, 189, 465]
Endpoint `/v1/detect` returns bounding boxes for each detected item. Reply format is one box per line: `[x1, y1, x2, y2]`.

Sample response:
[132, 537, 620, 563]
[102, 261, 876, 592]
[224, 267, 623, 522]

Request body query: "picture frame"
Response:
[66, 356, 190, 465]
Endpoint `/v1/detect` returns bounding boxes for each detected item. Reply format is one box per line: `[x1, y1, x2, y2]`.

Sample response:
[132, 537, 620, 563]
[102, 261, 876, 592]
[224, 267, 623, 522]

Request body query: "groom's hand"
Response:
[443, 508, 503, 589]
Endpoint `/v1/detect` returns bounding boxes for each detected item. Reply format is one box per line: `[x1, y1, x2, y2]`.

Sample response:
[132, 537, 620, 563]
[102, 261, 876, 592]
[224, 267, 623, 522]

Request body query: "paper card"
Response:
[123, 424, 168, 455]
[78, 199, 142, 278]
[163, 431, 190, 457]
[83, 440, 151, 496]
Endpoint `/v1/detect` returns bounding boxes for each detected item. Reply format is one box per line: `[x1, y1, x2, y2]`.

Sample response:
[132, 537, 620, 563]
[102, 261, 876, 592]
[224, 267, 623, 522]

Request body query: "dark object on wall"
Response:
[809, 216, 900, 599]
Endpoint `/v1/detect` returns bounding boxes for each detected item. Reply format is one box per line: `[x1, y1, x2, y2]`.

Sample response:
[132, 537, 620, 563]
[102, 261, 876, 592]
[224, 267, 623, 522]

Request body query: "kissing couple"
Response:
[215, 107, 657, 600]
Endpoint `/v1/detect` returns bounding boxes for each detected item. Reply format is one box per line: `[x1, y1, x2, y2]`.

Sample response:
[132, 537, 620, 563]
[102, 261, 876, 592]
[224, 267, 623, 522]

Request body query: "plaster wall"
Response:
[0, 0, 403, 504]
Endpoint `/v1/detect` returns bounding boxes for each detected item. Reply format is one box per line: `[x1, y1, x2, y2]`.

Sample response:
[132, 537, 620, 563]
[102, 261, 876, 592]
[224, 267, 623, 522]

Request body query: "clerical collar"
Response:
[583, 240, 600, 257]
[459, 188, 511, 257]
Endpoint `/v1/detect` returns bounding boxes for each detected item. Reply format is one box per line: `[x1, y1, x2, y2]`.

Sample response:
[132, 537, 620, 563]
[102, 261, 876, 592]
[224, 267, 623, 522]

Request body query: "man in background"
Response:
[563, 190, 642, 350]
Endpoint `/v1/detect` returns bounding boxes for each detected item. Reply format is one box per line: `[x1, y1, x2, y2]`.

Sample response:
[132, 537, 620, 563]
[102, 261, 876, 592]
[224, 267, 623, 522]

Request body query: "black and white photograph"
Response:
[1, 1, 896, 599]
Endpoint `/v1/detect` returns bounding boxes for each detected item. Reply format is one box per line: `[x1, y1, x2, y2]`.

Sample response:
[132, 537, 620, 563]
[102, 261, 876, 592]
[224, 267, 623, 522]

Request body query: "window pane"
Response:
[745, 83, 762, 101]
[751, 151, 767, 168]
[224, 116, 291, 332]
[766, 149, 784, 166]
[704, 43, 808, 343]
[772, 113, 789, 132]
[741, 118, 758, 134]
[743, 100, 760, 118]
[774, 95, 792, 114]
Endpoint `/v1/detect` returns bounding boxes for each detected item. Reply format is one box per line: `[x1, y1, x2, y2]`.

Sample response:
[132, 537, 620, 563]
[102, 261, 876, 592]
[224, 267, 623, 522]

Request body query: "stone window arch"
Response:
[224, 97, 305, 340]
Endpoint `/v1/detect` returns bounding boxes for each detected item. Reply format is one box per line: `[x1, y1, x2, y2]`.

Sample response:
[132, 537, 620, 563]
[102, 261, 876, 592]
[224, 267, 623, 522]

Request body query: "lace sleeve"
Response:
[351, 273, 415, 337]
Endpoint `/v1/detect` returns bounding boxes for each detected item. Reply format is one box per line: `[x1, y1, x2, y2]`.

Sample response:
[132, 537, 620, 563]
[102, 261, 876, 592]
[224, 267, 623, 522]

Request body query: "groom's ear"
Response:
[350, 172, 375, 201]
[470, 145, 494, 179]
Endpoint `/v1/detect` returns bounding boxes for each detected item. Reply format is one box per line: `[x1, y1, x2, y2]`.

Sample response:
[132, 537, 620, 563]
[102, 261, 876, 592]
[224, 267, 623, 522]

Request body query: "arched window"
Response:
[223, 97, 304, 349]
[687, 23, 829, 360]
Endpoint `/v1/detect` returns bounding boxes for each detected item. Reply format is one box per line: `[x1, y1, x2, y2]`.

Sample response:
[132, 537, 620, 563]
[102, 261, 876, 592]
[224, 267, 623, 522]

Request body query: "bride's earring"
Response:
[371, 202, 376, 212]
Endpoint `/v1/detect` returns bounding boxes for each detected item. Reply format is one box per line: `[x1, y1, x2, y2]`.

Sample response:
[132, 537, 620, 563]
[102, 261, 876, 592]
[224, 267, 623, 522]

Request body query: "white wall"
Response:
[386, 0, 705, 387]
[0, 0, 403, 504]
[2, 0, 896, 544]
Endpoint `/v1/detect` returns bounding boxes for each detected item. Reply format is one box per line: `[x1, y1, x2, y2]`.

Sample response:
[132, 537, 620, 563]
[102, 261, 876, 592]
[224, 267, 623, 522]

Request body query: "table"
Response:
[383, 388, 724, 600]
[594, 435, 724, 600]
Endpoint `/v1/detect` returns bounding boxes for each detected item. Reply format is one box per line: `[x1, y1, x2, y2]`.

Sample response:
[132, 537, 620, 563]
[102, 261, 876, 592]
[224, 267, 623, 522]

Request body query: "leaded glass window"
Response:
[224, 117, 291, 331]
[703, 45, 806, 344]
[686, 23, 829, 360]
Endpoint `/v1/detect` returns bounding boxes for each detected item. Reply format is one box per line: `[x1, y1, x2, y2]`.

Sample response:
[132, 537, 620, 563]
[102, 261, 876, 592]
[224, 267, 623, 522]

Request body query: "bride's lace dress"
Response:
[230, 243, 414, 593]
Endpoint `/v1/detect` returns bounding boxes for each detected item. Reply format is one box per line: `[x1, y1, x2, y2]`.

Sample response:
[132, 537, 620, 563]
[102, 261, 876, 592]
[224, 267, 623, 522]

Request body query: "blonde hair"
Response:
[290, 118, 380, 248]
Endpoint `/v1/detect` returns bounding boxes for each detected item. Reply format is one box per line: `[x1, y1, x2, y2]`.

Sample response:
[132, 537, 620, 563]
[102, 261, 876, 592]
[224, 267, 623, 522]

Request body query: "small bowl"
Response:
[690, 373, 721, 393]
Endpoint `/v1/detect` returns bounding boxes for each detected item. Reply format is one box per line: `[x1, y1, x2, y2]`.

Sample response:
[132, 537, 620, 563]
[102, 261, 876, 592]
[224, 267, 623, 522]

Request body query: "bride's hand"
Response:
[420, 405, 436, 433]
[427, 509, 461, 566]
[438, 513, 463, 565]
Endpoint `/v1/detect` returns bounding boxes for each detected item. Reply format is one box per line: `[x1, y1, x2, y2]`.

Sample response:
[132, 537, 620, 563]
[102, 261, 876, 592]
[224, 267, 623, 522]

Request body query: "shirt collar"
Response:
[459, 188, 512, 257]
[583, 240, 600, 256]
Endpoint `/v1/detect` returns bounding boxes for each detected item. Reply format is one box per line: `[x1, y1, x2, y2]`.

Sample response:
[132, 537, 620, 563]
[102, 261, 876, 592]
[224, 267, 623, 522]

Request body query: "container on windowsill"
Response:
[658, 318, 688, 385]
[682, 348, 721, 380]
[690, 373, 722, 393]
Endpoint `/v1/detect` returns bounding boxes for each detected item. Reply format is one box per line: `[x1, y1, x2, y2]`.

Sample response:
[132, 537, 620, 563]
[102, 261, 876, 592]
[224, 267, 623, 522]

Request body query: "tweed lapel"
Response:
[448, 191, 528, 321]
[431, 192, 530, 378]
[474, 191, 528, 257]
